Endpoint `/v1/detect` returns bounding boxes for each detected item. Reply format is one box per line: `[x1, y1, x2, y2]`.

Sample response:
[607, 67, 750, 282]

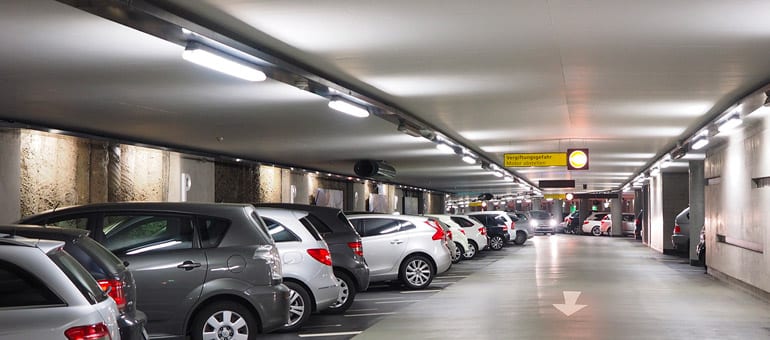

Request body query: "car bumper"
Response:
[534, 226, 555, 233]
[118, 310, 148, 340]
[313, 282, 341, 312]
[245, 283, 291, 333]
[351, 264, 370, 292]
[672, 234, 689, 250]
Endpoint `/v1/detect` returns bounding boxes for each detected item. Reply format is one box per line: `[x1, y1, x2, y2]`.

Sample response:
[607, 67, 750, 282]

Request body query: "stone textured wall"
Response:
[259, 166, 282, 203]
[107, 144, 168, 202]
[215, 162, 260, 203]
[20, 131, 90, 216]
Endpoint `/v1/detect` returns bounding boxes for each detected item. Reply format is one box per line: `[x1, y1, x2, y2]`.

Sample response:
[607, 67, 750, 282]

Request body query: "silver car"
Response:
[256, 207, 340, 331]
[348, 214, 452, 289]
[0, 236, 121, 340]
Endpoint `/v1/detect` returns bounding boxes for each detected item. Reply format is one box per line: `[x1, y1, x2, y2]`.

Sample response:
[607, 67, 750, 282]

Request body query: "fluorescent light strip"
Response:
[462, 154, 477, 164]
[691, 136, 709, 150]
[328, 98, 370, 118]
[436, 142, 455, 154]
[718, 114, 742, 133]
[182, 45, 266, 82]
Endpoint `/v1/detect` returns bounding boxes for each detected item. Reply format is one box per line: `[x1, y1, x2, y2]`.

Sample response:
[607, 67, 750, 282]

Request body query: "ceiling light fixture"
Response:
[182, 42, 266, 82]
[504, 176, 514, 182]
[328, 97, 370, 118]
[650, 167, 660, 177]
[691, 134, 709, 150]
[492, 171, 504, 178]
[660, 155, 672, 168]
[462, 154, 477, 164]
[717, 113, 742, 133]
[397, 120, 422, 137]
[436, 142, 456, 154]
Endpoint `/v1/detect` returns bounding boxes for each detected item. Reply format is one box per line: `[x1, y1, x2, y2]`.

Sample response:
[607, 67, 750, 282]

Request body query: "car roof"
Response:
[0, 224, 89, 239]
[21, 201, 254, 217]
[0, 235, 65, 253]
[254, 203, 341, 214]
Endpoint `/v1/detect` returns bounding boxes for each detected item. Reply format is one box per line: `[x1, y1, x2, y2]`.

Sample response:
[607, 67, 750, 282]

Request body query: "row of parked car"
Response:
[1, 203, 534, 339]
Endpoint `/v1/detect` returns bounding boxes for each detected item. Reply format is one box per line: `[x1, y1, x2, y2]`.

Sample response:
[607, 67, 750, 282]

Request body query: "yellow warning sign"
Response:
[504, 153, 567, 167]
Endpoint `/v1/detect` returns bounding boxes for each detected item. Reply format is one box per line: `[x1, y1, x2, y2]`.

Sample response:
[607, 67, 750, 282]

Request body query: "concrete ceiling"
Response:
[2, 0, 770, 197]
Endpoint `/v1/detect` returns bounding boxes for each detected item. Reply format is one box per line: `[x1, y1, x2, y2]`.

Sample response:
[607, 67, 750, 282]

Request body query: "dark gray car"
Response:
[254, 203, 369, 313]
[19, 202, 290, 340]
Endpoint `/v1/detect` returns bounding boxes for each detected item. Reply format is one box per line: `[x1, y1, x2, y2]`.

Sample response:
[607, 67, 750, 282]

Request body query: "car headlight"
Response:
[530, 220, 537, 227]
[550, 219, 557, 227]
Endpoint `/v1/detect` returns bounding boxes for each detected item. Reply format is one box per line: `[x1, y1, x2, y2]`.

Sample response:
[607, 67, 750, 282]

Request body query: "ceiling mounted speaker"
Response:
[354, 160, 396, 178]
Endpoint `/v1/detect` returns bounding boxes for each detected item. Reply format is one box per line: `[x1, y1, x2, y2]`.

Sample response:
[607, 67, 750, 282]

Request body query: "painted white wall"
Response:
[649, 175, 664, 252]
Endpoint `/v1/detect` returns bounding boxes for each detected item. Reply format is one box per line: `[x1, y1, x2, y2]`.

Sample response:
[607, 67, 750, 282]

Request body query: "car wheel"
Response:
[489, 235, 504, 250]
[191, 301, 258, 340]
[464, 241, 478, 259]
[400, 255, 435, 289]
[323, 270, 356, 314]
[591, 226, 601, 236]
[514, 231, 526, 245]
[452, 242, 464, 264]
[282, 281, 311, 331]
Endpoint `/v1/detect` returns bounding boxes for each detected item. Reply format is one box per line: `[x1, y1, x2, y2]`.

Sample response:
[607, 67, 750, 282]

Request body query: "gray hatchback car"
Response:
[19, 202, 290, 340]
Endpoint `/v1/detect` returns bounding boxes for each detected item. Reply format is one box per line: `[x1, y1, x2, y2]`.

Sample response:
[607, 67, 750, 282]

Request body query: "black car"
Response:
[0, 225, 148, 340]
[254, 203, 370, 313]
[466, 214, 509, 250]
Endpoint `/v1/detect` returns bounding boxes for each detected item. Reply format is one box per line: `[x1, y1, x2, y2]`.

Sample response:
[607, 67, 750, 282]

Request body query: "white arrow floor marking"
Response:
[553, 291, 587, 316]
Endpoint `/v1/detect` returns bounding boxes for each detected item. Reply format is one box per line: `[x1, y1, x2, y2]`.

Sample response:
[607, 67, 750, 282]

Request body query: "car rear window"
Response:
[299, 217, 324, 241]
[199, 217, 230, 248]
[263, 217, 300, 242]
[450, 216, 474, 228]
[48, 249, 108, 305]
[303, 214, 332, 237]
[0, 259, 64, 308]
[69, 236, 125, 281]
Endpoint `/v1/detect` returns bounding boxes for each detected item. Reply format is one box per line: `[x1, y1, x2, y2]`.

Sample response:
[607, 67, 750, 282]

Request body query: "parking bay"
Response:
[261, 245, 522, 340]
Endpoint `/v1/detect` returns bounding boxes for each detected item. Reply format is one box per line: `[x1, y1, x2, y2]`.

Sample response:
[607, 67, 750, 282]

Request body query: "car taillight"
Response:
[674, 225, 681, 234]
[307, 248, 332, 266]
[347, 241, 364, 257]
[97, 279, 126, 312]
[583, 220, 589, 224]
[447, 230, 453, 240]
[501, 225, 508, 231]
[64, 323, 111, 340]
[460, 229, 466, 235]
[428, 221, 444, 240]
[479, 227, 487, 236]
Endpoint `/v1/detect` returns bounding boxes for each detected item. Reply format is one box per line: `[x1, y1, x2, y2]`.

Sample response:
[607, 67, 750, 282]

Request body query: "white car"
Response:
[348, 214, 452, 289]
[582, 212, 610, 236]
[448, 215, 489, 257]
[424, 214, 473, 260]
[256, 207, 340, 331]
[671, 207, 691, 251]
[0, 236, 121, 340]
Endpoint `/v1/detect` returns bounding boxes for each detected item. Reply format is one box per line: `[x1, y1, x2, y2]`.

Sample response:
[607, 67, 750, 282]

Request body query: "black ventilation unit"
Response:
[354, 160, 396, 178]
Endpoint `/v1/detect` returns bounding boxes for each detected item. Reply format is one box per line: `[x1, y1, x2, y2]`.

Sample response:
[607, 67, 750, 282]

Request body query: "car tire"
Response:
[452, 242, 464, 264]
[464, 241, 478, 259]
[514, 231, 526, 245]
[282, 281, 311, 332]
[400, 254, 435, 290]
[606, 227, 611, 236]
[323, 270, 355, 314]
[191, 300, 258, 340]
[489, 235, 504, 250]
[591, 226, 601, 236]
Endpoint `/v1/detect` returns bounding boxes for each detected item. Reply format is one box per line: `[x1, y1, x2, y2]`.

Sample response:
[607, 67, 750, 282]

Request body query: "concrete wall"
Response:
[0, 129, 20, 223]
[214, 162, 260, 203]
[705, 116, 770, 296]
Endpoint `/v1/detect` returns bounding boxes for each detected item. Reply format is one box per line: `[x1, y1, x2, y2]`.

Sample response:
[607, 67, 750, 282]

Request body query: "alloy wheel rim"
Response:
[465, 244, 476, 257]
[329, 276, 349, 309]
[405, 259, 431, 286]
[286, 288, 306, 327]
[454, 245, 462, 259]
[491, 236, 503, 249]
[202, 310, 249, 340]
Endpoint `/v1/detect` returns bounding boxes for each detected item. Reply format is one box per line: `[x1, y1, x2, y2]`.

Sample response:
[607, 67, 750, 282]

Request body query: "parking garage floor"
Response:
[266, 235, 770, 340]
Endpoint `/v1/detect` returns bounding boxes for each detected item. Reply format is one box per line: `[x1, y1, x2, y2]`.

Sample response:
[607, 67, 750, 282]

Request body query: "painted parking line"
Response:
[345, 308, 377, 312]
[301, 324, 342, 329]
[399, 290, 441, 294]
[355, 296, 411, 301]
[374, 299, 420, 304]
[439, 275, 469, 277]
[298, 331, 363, 337]
[344, 312, 397, 317]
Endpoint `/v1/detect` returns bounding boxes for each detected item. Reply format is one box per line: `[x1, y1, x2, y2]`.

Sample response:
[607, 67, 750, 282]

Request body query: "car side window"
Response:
[102, 214, 195, 255]
[450, 217, 473, 228]
[198, 217, 230, 248]
[263, 217, 300, 242]
[42, 215, 90, 231]
[359, 218, 403, 236]
[0, 260, 64, 308]
[623, 215, 635, 222]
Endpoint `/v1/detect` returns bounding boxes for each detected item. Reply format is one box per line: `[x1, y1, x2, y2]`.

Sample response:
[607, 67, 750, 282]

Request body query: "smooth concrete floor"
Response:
[353, 235, 770, 340]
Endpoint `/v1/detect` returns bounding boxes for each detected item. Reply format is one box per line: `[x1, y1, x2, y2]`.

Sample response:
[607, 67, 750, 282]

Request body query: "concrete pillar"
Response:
[578, 198, 592, 234]
[689, 160, 705, 266]
[0, 128, 20, 223]
[532, 198, 542, 210]
[610, 193, 623, 236]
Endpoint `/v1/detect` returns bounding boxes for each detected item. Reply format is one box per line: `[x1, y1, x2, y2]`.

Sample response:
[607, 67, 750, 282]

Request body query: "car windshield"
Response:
[529, 211, 550, 219]
[592, 213, 608, 220]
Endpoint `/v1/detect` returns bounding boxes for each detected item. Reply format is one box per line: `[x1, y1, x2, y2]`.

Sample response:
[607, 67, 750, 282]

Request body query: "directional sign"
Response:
[553, 291, 587, 316]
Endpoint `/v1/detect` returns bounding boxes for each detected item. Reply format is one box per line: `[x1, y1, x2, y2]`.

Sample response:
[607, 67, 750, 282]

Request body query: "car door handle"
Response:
[177, 261, 201, 270]
[390, 240, 404, 245]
